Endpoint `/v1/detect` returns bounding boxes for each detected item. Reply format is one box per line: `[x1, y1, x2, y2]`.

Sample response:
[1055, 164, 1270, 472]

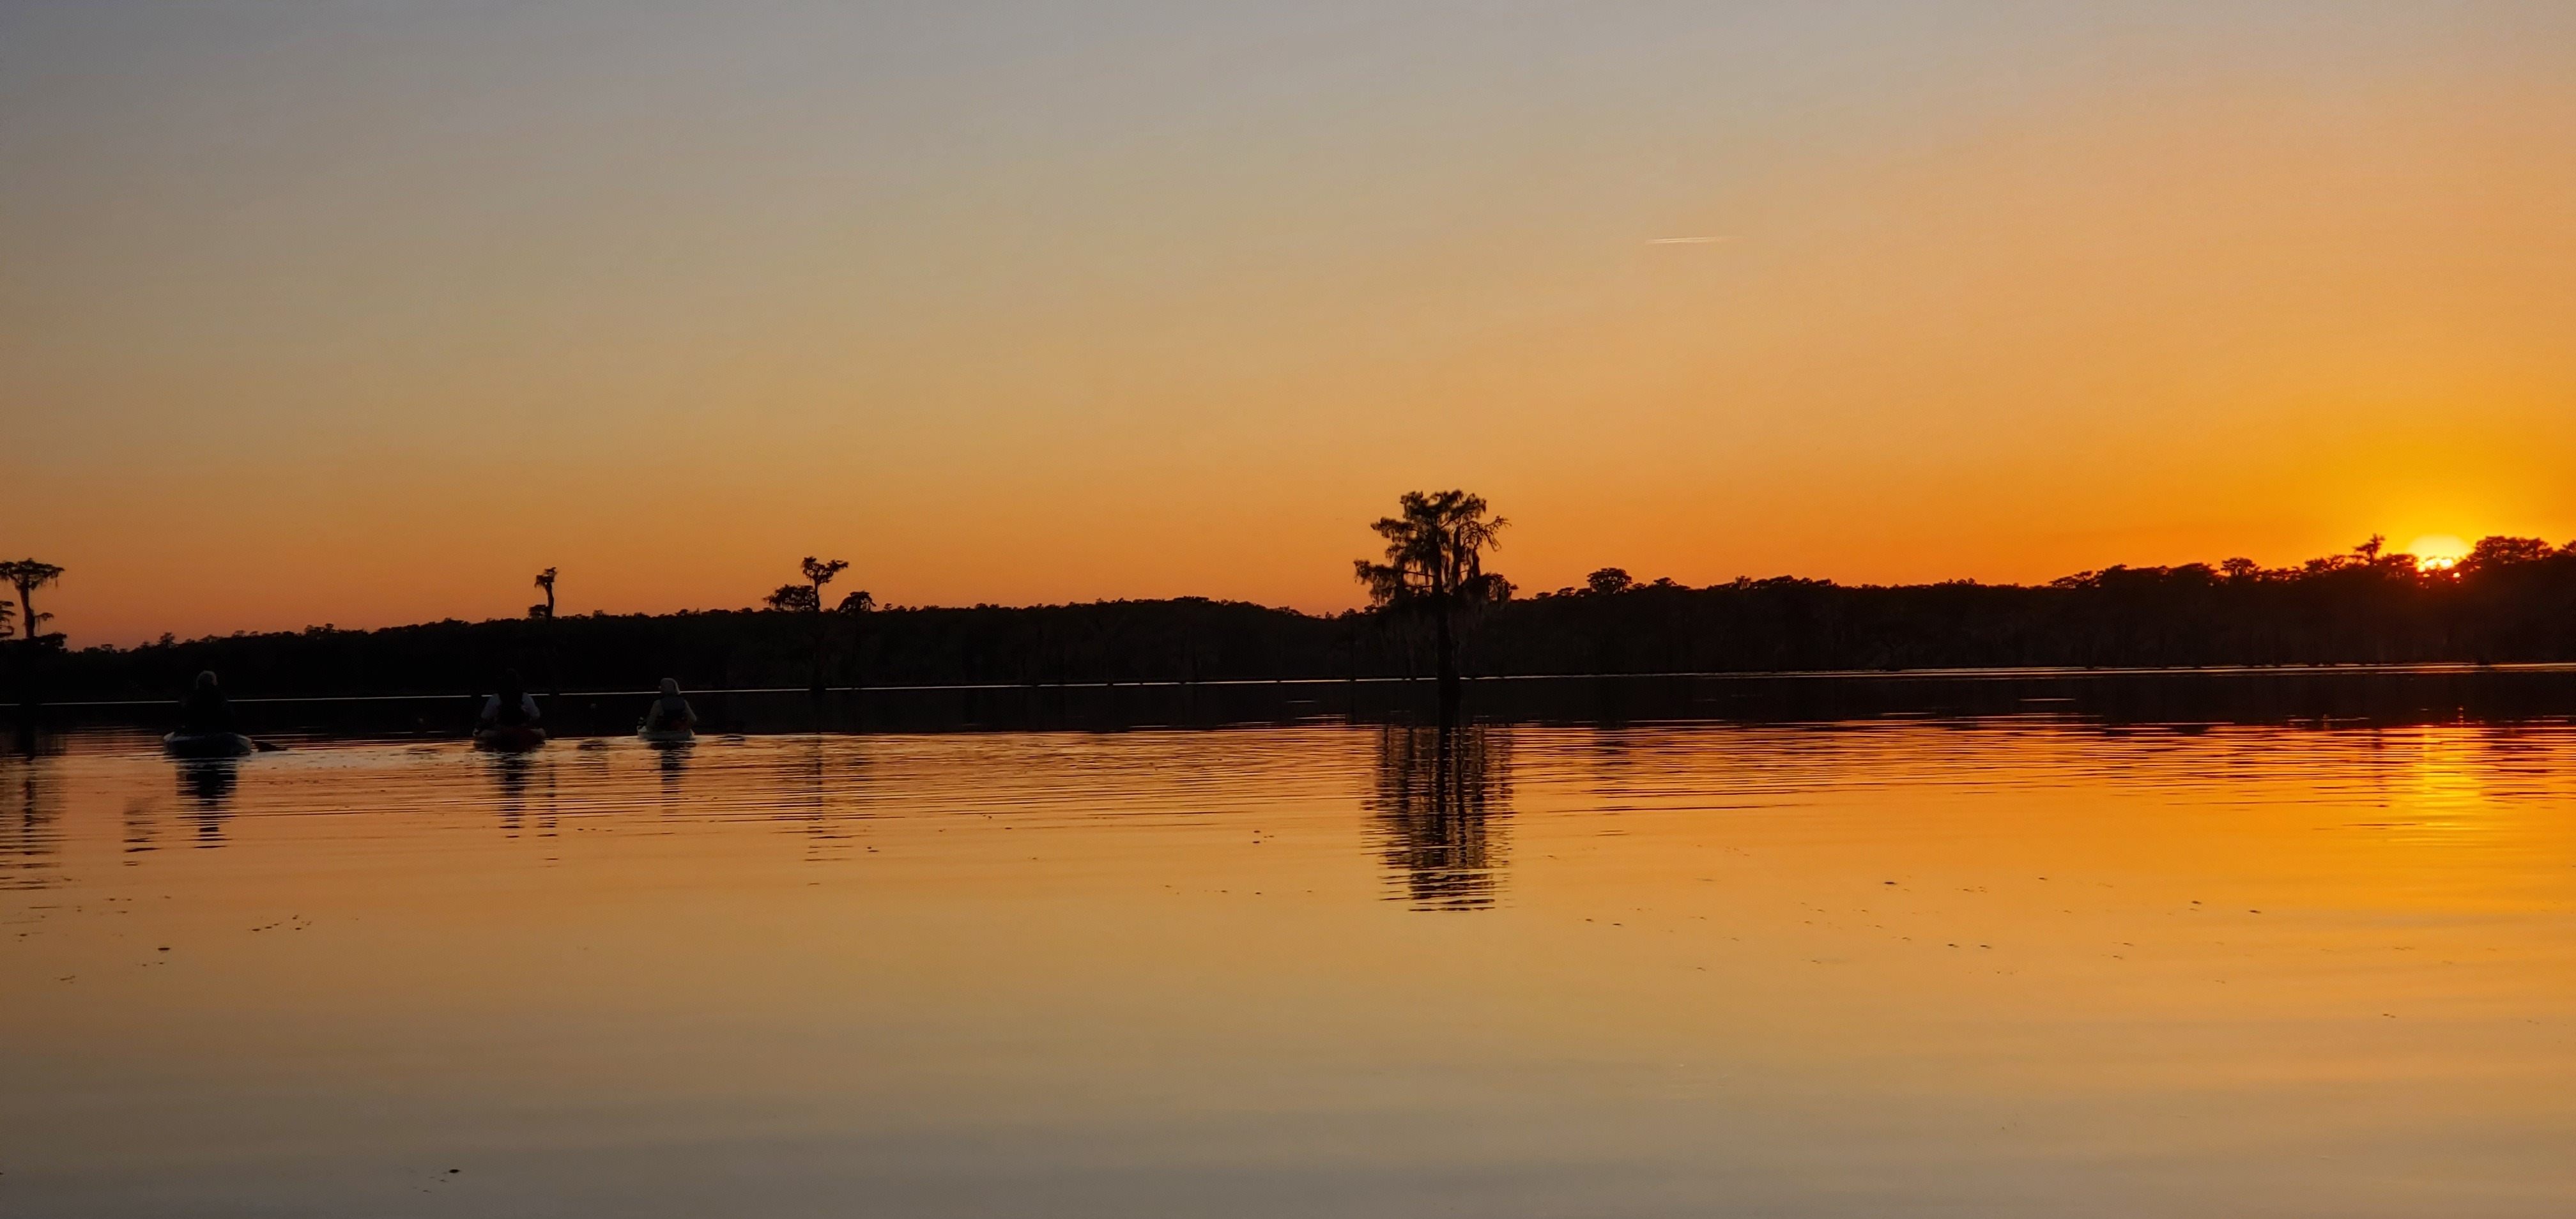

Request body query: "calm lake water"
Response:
[4, 719, 2573, 1217]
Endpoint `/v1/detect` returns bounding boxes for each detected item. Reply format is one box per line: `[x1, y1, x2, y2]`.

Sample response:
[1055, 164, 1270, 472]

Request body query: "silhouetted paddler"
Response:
[178, 671, 235, 735]
[479, 670, 540, 729]
[642, 678, 696, 734]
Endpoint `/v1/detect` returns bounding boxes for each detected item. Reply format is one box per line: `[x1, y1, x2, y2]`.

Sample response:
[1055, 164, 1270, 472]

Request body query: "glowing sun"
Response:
[2409, 534, 2470, 571]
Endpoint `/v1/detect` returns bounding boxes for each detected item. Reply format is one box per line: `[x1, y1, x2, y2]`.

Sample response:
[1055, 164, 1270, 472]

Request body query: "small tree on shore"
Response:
[836, 589, 876, 686]
[1354, 491, 1510, 706]
[769, 557, 850, 691]
[0, 560, 65, 648]
[530, 567, 557, 619]
[800, 557, 848, 607]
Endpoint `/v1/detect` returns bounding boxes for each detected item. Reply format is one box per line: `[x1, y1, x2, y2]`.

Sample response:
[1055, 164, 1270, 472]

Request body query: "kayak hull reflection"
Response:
[473, 726, 548, 751]
[163, 732, 255, 758]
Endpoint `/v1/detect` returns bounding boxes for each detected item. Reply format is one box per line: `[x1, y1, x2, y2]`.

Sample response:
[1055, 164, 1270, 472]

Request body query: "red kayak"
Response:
[472, 724, 548, 751]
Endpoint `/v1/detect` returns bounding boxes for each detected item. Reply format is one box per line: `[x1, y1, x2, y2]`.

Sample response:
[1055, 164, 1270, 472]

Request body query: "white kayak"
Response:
[164, 732, 255, 758]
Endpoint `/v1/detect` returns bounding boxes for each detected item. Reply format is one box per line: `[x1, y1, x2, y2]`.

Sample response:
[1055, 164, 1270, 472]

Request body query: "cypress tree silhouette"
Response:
[783, 557, 849, 691]
[0, 561, 65, 648]
[1354, 491, 1510, 709]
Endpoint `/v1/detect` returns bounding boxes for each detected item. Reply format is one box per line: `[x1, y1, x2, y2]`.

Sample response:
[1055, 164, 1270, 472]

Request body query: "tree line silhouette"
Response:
[1489, 533, 2576, 675]
[12, 515, 2576, 702]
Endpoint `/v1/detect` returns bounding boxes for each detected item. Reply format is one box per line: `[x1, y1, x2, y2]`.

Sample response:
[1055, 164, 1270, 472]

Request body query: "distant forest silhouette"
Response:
[15, 531, 2576, 702]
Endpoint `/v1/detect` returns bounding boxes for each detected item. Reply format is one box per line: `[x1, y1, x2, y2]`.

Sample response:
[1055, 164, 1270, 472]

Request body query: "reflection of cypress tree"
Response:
[1, 758, 61, 891]
[1369, 724, 1511, 910]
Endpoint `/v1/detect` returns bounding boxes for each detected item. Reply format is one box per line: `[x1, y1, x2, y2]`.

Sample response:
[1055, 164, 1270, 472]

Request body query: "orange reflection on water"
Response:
[2, 722, 2572, 1216]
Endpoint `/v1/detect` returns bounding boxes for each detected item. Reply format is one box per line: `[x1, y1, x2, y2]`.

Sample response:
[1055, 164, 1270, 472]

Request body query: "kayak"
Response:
[638, 726, 696, 745]
[472, 725, 548, 751]
[164, 732, 255, 758]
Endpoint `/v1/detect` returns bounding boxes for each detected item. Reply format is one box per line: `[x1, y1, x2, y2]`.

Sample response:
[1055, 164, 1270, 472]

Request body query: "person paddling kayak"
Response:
[641, 678, 697, 739]
[180, 671, 236, 734]
[473, 670, 546, 749]
[479, 670, 542, 730]
[164, 671, 256, 757]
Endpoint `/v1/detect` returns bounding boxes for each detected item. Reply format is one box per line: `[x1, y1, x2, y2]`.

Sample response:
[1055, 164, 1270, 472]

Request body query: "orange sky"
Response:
[6, 3, 2574, 645]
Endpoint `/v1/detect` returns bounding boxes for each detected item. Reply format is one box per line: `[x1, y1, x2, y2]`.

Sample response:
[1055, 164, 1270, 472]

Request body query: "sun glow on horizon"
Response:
[10, 4, 2576, 645]
[2411, 535, 2471, 571]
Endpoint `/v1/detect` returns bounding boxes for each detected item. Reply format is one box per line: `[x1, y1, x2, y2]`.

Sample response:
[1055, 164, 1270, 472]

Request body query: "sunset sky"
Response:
[8, 1, 2574, 645]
